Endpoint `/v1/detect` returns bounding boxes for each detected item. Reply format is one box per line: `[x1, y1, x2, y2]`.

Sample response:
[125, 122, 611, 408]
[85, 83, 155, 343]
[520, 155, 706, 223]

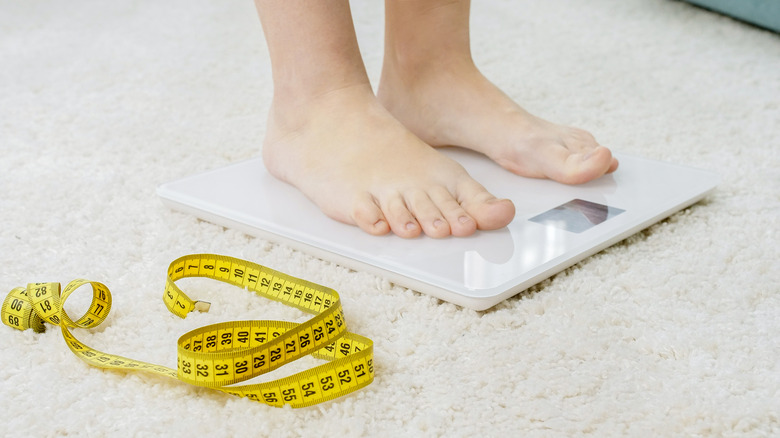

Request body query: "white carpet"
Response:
[1, 0, 779, 436]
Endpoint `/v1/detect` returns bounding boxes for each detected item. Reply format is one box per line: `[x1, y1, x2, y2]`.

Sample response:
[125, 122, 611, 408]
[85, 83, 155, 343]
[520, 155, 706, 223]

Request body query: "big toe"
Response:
[456, 181, 516, 231]
[555, 146, 615, 185]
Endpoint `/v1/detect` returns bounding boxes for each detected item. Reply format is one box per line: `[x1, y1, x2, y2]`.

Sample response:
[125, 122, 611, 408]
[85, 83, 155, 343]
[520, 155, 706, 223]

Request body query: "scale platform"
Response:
[158, 148, 719, 310]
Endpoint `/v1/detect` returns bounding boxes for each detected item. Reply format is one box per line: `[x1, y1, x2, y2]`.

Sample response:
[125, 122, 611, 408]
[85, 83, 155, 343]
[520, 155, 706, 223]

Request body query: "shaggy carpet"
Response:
[1, 0, 778, 436]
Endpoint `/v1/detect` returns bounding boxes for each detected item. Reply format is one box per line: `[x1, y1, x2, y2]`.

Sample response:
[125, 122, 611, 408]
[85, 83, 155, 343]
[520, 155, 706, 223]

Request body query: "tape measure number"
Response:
[2, 254, 374, 408]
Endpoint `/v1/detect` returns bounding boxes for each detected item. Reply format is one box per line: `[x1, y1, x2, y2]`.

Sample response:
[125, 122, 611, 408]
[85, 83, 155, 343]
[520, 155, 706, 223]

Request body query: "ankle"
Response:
[266, 82, 379, 148]
[380, 49, 475, 92]
[272, 74, 372, 111]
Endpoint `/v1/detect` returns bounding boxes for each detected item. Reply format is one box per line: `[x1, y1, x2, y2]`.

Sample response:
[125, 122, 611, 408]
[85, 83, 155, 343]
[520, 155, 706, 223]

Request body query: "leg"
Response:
[378, 0, 619, 185]
[253, 0, 515, 238]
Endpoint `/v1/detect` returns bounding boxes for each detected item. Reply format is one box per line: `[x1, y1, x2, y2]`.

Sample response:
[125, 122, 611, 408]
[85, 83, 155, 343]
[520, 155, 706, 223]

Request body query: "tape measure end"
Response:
[193, 301, 211, 313]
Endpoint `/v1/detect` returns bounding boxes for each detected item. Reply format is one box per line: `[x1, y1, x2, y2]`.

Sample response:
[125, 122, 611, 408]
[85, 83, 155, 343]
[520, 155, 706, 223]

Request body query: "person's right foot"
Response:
[262, 84, 516, 238]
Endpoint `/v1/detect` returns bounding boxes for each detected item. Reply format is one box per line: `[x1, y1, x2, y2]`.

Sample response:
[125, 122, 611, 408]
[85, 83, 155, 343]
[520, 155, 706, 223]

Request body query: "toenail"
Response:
[433, 219, 445, 228]
[406, 222, 418, 230]
[459, 216, 472, 224]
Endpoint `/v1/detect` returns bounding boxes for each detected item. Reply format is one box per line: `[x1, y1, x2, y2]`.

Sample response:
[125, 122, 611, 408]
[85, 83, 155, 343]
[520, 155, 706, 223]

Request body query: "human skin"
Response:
[254, 0, 617, 238]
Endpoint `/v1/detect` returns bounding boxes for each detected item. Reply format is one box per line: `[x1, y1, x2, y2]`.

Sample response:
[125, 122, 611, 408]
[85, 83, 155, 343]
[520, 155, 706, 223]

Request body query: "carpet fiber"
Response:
[1, 0, 778, 436]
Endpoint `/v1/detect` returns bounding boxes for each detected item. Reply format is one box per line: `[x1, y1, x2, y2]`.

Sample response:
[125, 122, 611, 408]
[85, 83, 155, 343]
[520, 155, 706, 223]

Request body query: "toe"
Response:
[575, 146, 615, 182]
[428, 186, 477, 237]
[607, 156, 620, 174]
[563, 128, 599, 153]
[455, 180, 515, 231]
[407, 189, 451, 238]
[549, 146, 615, 184]
[351, 193, 391, 235]
[383, 193, 422, 238]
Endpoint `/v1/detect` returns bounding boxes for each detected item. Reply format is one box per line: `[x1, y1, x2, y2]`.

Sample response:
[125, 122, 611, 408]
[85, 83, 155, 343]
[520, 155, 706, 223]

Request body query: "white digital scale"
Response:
[158, 148, 719, 310]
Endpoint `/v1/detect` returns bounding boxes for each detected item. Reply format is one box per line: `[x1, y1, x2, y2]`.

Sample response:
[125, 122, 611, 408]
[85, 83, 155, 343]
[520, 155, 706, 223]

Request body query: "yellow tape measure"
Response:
[2, 254, 374, 408]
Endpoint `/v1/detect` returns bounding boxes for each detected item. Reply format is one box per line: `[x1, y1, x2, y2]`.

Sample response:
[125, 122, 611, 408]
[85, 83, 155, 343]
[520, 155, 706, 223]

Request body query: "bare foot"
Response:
[263, 84, 515, 238]
[378, 59, 619, 185]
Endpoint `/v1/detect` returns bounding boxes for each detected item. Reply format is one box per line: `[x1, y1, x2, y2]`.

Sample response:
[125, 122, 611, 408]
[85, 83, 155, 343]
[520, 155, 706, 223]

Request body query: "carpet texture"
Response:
[1, 0, 778, 436]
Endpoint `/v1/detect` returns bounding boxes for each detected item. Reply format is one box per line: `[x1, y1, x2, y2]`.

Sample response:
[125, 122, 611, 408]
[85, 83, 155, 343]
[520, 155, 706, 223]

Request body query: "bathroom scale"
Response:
[157, 148, 719, 310]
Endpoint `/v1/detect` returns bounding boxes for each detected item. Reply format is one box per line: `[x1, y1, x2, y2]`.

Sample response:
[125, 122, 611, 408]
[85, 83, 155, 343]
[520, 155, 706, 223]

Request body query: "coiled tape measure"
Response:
[2, 254, 374, 408]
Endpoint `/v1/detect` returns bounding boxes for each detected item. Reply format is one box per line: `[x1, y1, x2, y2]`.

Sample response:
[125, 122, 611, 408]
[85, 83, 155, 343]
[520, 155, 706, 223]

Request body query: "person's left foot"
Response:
[378, 60, 619, 185]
